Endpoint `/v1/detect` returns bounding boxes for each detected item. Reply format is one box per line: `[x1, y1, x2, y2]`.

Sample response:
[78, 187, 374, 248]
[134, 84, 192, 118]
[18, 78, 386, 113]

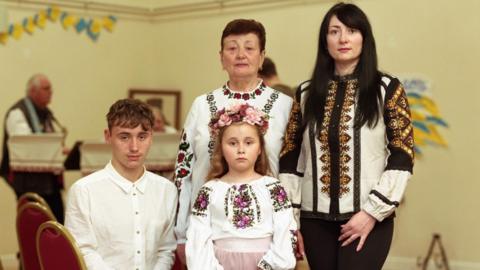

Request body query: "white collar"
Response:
[105, 162, 147, 194]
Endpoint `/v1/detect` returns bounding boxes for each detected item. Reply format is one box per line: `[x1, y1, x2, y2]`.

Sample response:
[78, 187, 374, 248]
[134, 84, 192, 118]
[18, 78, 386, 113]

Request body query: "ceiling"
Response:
[1, 0, 325, 20]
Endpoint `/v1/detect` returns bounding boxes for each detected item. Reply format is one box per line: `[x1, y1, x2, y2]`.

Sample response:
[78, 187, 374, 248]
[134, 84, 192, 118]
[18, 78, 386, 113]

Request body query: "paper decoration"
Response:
[75, 18, 87, 33]
[86, 18, 101, 41]
[47, 6, 61, 22]
[403, 77, 448, 156]
[0, 5, 117, 45]
[34, 10, 47, 29]
[103, 15, 117, 32]
[0, 32, 8, 44]
[23, 17, 35, 34]
[60, 12, 78, 29]
[9, 23, 23, 40]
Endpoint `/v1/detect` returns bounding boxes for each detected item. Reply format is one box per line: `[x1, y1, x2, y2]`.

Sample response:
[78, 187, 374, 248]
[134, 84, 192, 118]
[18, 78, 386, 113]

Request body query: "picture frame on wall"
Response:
[128, 89, 182, 129]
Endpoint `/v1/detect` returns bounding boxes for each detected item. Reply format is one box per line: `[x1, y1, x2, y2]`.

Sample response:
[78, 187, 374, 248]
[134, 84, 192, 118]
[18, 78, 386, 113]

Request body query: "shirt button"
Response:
[133, 193, 137, 196]
[137, 250, 141, 254]
[135, 211, 139, 215]
[136, 230, 140, 234]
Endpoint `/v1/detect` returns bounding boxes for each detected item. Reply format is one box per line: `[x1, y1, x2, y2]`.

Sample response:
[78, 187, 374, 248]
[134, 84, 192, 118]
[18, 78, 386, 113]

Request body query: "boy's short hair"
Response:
[106, 99, 154, 131]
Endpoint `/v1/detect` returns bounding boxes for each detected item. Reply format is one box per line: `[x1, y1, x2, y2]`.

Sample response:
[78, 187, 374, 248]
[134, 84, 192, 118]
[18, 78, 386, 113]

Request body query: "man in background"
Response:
[1, 73, 66, 222]
[258, 57, 295, 97]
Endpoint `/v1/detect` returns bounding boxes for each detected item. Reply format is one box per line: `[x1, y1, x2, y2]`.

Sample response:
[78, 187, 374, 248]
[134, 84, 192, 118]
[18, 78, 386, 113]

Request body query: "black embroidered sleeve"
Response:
[384, 79, 415, 173]
[279, 88, 304, 176]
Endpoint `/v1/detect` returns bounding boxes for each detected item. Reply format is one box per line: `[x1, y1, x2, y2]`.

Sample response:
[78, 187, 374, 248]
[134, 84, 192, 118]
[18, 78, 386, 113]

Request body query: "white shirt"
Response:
[186, 176, 297, 270]
[6, 108, 35, 135]
[65, 162, 178, 270]
[174, 81, 293, 243]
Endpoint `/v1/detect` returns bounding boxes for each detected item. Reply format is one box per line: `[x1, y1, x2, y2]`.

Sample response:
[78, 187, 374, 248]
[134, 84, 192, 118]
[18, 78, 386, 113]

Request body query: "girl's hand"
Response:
[176, 243, 186, 265]
[338, 210, 376, 251]
[295, 230, 305, 260]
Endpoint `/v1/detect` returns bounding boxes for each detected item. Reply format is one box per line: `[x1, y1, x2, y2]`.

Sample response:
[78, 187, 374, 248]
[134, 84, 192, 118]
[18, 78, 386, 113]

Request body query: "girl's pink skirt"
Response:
[214, 237, 272, 270]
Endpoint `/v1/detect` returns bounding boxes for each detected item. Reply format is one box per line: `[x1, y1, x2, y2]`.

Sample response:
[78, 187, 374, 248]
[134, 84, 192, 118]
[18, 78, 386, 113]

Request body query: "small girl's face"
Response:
[221, 123, 261, 175]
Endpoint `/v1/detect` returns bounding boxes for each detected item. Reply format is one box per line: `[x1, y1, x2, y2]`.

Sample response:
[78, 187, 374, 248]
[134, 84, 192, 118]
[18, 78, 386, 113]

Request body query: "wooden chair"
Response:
[36, 221, 87, 270]
[16, 202, 56, 270]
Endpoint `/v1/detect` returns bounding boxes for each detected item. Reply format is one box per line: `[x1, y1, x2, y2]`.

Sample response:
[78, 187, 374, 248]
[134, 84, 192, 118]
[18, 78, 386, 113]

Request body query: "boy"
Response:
[65, 99, 177, 270]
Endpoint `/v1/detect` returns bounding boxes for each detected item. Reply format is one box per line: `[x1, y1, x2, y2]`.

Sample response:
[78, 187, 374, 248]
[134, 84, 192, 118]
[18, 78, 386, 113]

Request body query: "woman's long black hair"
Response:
[303, 2, 383, 131]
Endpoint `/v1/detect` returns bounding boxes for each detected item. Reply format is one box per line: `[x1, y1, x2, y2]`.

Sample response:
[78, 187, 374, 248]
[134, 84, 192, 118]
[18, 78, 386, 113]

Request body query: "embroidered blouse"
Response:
[174, 81, 293, 243]
[185, 176, 297, 270]
[279, 74, 414, 223]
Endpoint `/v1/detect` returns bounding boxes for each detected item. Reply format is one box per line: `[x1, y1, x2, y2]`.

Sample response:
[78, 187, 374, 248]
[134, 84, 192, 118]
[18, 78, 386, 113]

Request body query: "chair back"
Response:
[16, 202, 56, 270]
[17, 192, 51, 212]
[36, 221, 87, 270]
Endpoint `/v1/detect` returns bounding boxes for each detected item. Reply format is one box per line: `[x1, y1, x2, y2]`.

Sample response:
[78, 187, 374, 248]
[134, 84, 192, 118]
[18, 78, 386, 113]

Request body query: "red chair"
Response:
[36, 221, 87, 270]
[17, 192, 51, 213]
[16, 202, 56, 270]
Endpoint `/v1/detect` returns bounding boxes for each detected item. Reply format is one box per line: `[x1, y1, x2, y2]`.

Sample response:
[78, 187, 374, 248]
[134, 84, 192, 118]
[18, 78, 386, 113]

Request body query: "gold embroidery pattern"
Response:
[319, 81, 336, 195]
[337, 80, 356, 197]
[386, 84, 415, 161]
[280, 100, 301, 157]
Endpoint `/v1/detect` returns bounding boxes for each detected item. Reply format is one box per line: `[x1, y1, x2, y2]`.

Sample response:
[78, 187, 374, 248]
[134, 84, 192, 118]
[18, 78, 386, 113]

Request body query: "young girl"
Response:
[186, 103, 297, 270]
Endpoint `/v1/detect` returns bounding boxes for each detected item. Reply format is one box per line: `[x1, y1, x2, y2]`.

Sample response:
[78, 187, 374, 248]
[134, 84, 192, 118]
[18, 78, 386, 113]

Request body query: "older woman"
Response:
[174, 19, 292, 264]
[279, 3, 414, 270]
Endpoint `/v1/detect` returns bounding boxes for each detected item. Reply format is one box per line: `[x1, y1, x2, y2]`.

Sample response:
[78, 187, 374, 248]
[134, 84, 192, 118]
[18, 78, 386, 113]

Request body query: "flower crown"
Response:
[209, 103, 269, 137]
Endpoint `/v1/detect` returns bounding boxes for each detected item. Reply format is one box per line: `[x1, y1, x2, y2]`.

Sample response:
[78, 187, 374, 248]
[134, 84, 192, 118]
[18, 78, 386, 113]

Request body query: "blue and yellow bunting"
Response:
[403, 77, 448, 157]
[1, 5, 117, 45]
[23, 17, 35, 34]
[0, 32, 8, 44]
[86, 19, 101, 41]
[103, 15, 117, 32]
[34, 10, 47, 29]
[60, 12, 78, 30]
[9, 23, 23, 40]
[47, 6, 61, 22]
[75, 18, 87, 33]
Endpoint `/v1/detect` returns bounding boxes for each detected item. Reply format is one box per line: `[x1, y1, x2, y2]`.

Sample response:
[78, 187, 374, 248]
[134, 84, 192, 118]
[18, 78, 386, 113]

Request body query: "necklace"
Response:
[222, 83, 266, 100]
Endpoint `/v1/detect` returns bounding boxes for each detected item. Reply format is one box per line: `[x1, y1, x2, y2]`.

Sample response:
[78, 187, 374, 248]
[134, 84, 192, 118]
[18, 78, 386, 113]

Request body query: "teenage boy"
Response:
[65, 99, 177, 270]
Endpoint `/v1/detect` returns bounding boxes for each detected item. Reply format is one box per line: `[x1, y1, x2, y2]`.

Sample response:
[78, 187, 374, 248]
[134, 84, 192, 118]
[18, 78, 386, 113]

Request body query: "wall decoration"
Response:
[34, 10, 47, 29]
[402, 77, 448, 157]
[0, 32, 7, 44]
[0, 5, 117, 45]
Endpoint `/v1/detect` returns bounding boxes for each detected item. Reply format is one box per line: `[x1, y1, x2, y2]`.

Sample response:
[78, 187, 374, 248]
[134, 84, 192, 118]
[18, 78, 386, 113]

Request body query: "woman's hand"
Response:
[295, 230, 305, 260]
[338, 210, 376, 251]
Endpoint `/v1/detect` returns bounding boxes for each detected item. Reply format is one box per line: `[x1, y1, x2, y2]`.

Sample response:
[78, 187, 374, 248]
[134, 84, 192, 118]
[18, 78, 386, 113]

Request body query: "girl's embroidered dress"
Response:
[186, 176, 297, 270]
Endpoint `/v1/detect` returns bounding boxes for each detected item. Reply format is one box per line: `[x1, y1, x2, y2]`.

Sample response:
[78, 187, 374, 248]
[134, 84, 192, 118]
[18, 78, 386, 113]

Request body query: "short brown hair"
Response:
[106, 99, 154, 131]
[206, 123, 271, 181]
[221, 19, 266, 51]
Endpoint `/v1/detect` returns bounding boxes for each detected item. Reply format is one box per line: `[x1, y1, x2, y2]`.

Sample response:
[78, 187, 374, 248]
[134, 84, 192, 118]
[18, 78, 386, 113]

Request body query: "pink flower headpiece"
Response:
[209, 103, 269, 138]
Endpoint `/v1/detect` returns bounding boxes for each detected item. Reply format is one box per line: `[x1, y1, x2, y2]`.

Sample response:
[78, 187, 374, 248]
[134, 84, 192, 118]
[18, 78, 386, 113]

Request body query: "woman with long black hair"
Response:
[279, 2, 414, 269]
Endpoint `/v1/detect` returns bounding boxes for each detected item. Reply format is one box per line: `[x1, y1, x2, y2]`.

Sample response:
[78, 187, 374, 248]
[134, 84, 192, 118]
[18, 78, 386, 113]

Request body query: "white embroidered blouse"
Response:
[174, 81, 293, 243]
[185, 176, 297, 270]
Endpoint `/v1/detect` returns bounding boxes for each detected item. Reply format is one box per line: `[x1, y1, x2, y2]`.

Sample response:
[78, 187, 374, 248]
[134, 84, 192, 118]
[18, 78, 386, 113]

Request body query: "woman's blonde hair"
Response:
[206, 123, 271, 181]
